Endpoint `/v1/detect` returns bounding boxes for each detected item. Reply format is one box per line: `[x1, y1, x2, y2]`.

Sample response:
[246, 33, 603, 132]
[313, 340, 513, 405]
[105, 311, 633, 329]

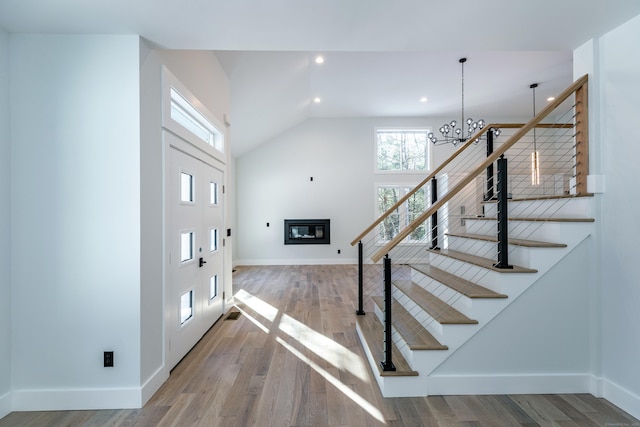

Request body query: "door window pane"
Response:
[180, 290, 193, 325]
[210, 228, 218, 252]
[210, 181, 219, 205]
[180, 231, 194, 263]
[210, 275, 218, 300]
[181, 172, 194, 202]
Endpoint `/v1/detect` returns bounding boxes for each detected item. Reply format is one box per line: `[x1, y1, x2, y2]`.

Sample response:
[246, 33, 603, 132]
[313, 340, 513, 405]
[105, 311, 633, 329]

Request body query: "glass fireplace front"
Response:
[284, 219, 330, 245]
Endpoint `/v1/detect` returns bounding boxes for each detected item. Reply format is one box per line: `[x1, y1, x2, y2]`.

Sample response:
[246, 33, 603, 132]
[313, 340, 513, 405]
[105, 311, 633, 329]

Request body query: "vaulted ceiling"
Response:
[2, 0, 639, 156]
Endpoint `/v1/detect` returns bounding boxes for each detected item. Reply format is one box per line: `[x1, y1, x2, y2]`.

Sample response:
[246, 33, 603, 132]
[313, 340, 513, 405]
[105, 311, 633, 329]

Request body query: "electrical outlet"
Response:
[104, 351, 114, 367]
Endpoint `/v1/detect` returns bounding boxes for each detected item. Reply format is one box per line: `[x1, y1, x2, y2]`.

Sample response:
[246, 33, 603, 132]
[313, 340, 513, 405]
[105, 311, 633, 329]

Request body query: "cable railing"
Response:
[352, 75, 589, 372]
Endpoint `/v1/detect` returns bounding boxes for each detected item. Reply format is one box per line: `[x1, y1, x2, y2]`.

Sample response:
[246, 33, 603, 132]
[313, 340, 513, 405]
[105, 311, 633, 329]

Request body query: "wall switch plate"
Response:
[104, 351, 114, 367]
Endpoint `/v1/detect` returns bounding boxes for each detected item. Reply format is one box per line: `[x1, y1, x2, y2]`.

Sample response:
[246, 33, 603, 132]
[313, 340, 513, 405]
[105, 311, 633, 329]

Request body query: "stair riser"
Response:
[391, 286, 484, 347]
[445, 235, 539, 268]
[410, 272, 474, 314]
[428, 251, 534, 295]
[409, 269, 510, 321]
[355, 322, 427, 397]
[482, 197, 592, 218]
[391, 287, 444, 340]
[464, 218, 593, 243]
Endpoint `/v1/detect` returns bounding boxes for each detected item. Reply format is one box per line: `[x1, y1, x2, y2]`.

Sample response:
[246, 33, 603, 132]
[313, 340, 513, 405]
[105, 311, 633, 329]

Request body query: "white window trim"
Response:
[374, 127, 432, 174]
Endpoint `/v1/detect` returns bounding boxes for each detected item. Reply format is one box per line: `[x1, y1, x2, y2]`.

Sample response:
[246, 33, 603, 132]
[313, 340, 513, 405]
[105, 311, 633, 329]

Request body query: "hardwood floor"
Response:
[1, 264, 638, 426]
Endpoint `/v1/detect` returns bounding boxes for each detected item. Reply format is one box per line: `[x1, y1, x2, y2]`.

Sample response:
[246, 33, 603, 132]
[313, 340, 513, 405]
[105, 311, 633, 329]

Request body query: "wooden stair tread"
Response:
[464, 216, 594, 223]
[429, 249, 538, 273]
[355, 314, 419, 377]
[409, 264, 507, 298]
[446, 232, 567, 248]
[481, 194, 593, 203]
[372, 296, 448, 350]
[393, 280, 478, 325]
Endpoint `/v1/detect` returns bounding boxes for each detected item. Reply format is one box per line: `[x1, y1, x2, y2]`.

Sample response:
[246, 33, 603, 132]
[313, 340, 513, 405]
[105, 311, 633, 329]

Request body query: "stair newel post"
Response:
[494, 155, 513, 269]
[356, 240, 365, 315]
[381, 255, 396, 372]
[485, 129, 495, 201]
[430, 177, 439, 250]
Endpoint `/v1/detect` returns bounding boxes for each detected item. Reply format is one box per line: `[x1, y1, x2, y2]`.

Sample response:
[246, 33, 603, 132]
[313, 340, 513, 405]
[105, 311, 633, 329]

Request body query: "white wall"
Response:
[0, 26, 12, 419]
[235, 117, 467, 265]
[138, 46, 230, 402]
[588, 13, 640, 418]
[432, 239, 592, 391]
[10, 34, 142, 410]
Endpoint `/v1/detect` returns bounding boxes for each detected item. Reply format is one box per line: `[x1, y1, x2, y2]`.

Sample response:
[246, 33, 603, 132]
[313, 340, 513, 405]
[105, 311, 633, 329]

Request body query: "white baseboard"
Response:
[427, 373, 592, 396]
[235, 258, 358, 266]
[0, 391, 10, 419]
[141, 365, 169, 406]
[592, 376, 640, 420]
[11, 387, 142, 411]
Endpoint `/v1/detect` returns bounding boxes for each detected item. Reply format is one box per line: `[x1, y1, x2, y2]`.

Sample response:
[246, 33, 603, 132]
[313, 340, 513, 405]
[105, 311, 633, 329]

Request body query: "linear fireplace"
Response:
[284, 219, 330, 245]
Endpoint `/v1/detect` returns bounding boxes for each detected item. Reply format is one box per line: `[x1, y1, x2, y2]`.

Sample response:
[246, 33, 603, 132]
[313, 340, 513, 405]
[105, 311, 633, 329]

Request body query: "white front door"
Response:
[167, 137, 225, 369]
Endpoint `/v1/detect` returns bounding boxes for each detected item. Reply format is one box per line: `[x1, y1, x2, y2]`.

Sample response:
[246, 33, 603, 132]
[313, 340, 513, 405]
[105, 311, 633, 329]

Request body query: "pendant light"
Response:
[530, 83, 540, 186]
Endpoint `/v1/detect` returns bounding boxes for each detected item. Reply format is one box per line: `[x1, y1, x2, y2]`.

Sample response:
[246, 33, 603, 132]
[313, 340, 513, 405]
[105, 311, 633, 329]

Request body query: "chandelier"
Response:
[428, 58, 499, 146]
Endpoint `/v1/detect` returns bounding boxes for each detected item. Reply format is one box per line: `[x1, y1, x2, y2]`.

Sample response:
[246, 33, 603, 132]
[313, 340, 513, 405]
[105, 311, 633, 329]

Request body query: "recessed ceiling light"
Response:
[420, 97, 428, 103]
[315, 56, 324, 64]
[547, 96, 555, 102]
[313, 97, 321, 103]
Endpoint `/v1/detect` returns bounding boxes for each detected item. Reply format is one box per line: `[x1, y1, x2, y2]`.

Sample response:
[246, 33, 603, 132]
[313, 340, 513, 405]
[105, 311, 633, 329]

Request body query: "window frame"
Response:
[374, 128, 432, 174]
[162, 66, 226, 165]
[374, 183, 428, 244]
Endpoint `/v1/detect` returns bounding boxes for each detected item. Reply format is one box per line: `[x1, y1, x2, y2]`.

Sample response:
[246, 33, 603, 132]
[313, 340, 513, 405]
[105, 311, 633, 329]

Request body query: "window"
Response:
[377, 185, 426, 242]
[180, 290, 193, 325]
[210, 228, 218, 252]
[210, 181, 219, 205]
[210, 275, 218, 301]
[180, 231, 194, 263]
[170, 87, 224, 153]
[181, 172, 194, 203]
[376, 129, 429, 172]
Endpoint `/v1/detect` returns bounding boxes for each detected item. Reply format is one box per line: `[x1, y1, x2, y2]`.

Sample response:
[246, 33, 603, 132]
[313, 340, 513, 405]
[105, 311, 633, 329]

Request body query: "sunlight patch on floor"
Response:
[234, 289, 279, 322]
[235, 305, 270, 334]
[276, 337, 386, 424]
[232, 289, 383, 420]
[279, 313, 369, 382]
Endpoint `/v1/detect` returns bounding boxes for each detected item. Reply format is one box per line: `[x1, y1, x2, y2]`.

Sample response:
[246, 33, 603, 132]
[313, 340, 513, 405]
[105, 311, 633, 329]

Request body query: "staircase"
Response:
[355, 195, 594, 397]
[351, 75, 592, 397]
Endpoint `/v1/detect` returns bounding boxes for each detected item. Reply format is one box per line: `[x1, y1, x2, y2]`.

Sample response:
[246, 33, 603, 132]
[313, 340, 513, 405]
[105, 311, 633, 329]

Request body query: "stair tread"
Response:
[355, 314, 419, 377]
[429, 249, 538, 273]
[464, 216, 595, 223]
[409, 264, 508, 298]
[393, 280, 478, 325]
[446, 232, 567, 248]
[372, 296, 449, 350]
[481, 194, 593, 203]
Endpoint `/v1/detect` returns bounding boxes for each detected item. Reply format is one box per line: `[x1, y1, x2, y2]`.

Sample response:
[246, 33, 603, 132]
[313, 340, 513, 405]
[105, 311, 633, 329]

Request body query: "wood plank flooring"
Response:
[1, 264, 638, 426]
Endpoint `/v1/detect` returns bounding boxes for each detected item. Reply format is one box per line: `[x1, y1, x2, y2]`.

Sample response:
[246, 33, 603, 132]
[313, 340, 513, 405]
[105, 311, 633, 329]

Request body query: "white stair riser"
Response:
[464, 218, 593, 244]
[482, 197, 592, 218]
[409, 270, 508, 321]
[355, 322, 428, 397]
[428, 251, 535, 295]
[446, 235, 555, 268]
